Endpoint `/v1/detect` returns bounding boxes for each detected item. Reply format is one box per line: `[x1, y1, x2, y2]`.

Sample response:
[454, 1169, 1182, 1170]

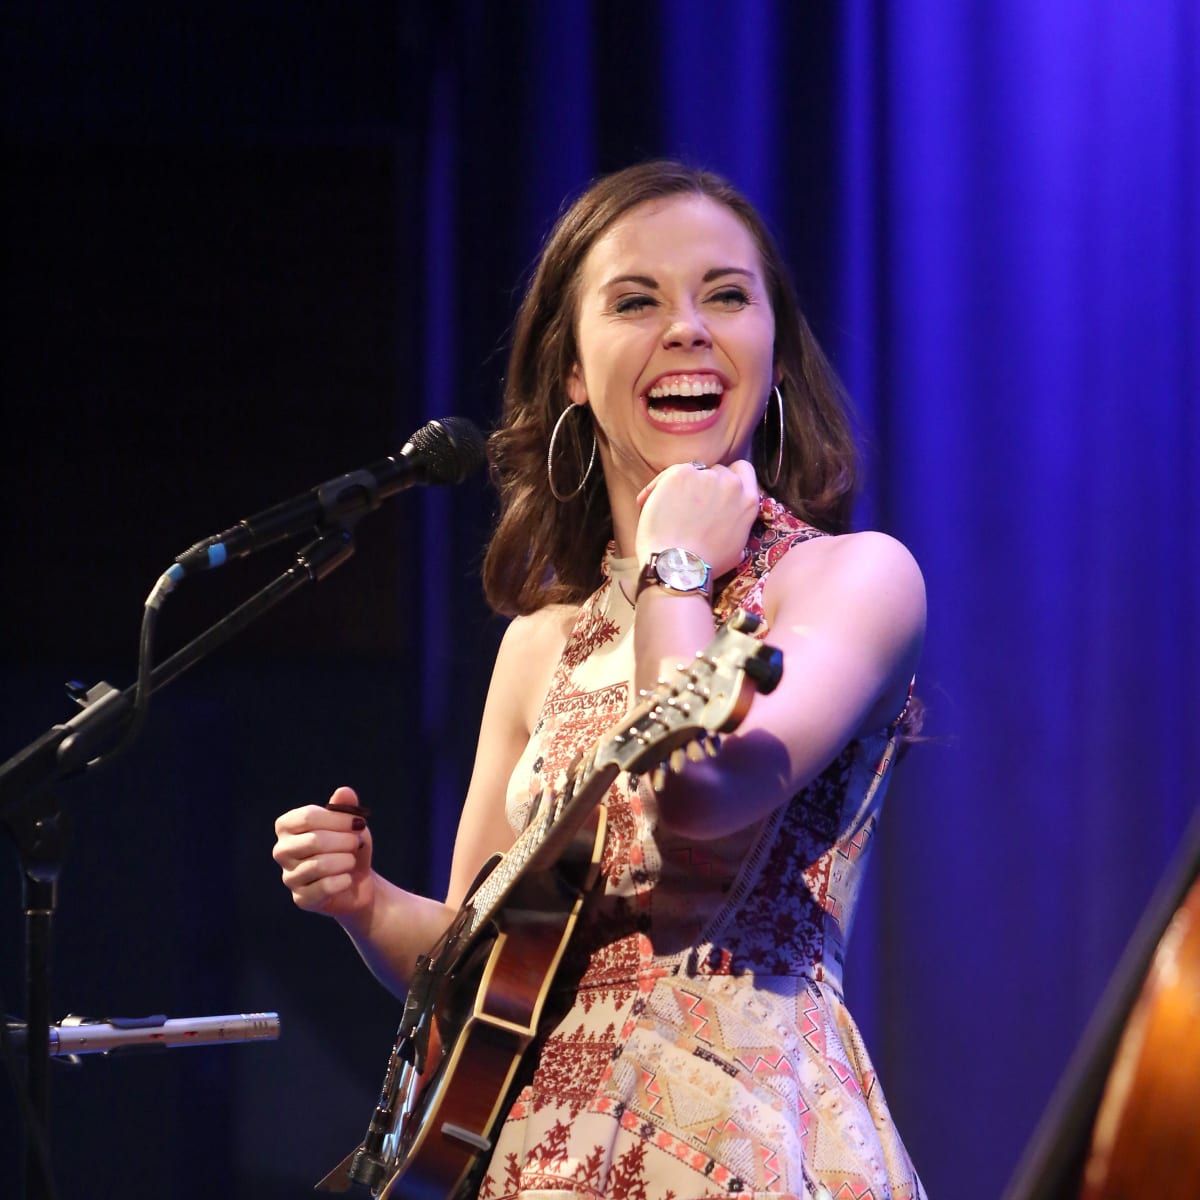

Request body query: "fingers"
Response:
[280, 849, 360, 893]
[642, 459, 758, 505]
[729, 458, 761, 497]
[637, 458, 760, 515]
[272, 823, 366, 870]
[324, 785, 370, 818]
[286, 869, 357, 913]
[274, 782, 369, 858]
[275, 797, 367, 840]
[274, 788, 365, 837]
[635, 460, 761, 576]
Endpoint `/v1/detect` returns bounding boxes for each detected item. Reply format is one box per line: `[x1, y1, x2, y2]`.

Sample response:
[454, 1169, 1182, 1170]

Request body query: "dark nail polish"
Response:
[352, 817, 366, 831]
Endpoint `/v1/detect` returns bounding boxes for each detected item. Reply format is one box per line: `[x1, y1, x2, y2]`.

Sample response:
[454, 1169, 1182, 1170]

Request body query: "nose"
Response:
[661, 304, 711, 350]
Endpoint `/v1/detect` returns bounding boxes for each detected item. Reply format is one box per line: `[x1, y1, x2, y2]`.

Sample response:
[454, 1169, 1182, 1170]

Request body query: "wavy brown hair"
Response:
[482, 160, 860, 618]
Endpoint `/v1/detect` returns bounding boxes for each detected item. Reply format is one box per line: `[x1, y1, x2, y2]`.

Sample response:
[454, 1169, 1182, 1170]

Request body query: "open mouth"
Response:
[644, 373, 725, 425]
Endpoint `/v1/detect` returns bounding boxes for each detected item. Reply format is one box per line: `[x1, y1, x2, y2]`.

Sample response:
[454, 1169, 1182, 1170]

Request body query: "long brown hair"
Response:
[482, 161, 859, 617]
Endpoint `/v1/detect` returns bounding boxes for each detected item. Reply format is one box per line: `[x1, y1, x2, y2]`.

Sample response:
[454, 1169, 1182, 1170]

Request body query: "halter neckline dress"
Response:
[480, 498, 926, 1200]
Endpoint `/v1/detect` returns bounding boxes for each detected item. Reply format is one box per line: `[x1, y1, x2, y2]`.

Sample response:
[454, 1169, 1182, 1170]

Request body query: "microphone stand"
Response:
[0, 522, 357, 1200]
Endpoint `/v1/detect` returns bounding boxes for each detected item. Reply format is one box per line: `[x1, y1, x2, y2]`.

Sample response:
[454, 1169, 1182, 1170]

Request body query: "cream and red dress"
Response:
[478, 499, 926, 1200]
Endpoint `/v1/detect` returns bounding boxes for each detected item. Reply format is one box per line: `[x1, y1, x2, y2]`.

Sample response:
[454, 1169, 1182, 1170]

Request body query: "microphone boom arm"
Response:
[1, 524, 357, 810]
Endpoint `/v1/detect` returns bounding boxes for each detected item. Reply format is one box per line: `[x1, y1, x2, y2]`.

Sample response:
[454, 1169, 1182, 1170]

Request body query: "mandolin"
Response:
[317, 610, 782, 1200]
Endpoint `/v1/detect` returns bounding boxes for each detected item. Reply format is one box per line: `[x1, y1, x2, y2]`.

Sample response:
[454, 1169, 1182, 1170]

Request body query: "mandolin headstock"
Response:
[595, 610, 783, 783]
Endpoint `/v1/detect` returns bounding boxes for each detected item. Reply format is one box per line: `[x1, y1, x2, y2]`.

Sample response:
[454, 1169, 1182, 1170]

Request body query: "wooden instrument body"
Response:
[1081, 876, 1200, 1200]
[1003, 808, 1200, 1200]
[376, 802, 608, 1200]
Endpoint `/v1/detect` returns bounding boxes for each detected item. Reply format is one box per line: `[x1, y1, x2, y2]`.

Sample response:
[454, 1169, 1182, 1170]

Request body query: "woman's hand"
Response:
[273, 786, 460, 996]
[634, 459, 760, 577]
[272, 785, 375, 924]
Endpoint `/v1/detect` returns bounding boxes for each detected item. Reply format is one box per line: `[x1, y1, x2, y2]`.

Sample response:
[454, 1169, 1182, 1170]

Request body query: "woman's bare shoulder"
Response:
[762, 530, 926, 700]
[500, 602, 579, 658]
[770, 529, 924, 608]
[493, 603, 580, 732]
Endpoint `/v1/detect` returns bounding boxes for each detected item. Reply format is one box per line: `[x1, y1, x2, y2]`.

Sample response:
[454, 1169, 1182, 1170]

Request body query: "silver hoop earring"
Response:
[762, 384, 785, 489]
[547, 403, 597, 502]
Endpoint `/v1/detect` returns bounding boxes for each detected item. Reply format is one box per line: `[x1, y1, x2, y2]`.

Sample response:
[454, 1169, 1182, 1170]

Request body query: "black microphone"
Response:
[172, 416, 486, 576]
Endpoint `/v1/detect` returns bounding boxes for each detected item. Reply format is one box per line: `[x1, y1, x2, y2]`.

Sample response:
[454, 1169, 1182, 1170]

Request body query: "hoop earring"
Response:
[762, 384, 785, 489]
[547, 403, 596, 502]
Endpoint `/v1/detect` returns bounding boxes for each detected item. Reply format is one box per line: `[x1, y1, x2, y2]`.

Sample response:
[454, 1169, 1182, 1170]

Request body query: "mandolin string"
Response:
[461, 653, 729, 935]
[468, 766, 580, 928]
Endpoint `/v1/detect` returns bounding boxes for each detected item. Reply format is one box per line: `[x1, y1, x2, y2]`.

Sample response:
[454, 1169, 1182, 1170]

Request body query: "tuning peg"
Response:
[728, 610, 762, 635]
[703, 734, 722, 757]
[652, 764, 668, 792]
[686, 740, 706, 763]
[669, 748, 687, 774]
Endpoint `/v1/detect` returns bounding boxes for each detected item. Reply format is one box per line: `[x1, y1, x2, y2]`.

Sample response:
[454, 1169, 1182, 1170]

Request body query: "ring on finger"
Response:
[688, 460, 708, 471]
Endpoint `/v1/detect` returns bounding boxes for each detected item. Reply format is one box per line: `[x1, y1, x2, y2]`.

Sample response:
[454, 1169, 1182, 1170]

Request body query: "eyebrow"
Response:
[600, 266, 757, 290]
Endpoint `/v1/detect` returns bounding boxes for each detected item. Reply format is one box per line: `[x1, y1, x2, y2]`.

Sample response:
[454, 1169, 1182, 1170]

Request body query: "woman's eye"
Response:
[709, 287, 750, 308]
[614, 295, 656, 314]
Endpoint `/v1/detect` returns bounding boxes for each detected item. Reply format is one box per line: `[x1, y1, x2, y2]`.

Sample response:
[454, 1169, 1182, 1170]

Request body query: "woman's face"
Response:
[567, 193, 777, 492]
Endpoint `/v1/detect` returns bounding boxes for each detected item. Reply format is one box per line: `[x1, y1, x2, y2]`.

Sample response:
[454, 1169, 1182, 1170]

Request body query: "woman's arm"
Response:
[442, 606, 573, 911]
[272, 605, 572, 995]
[632, 467, 925, 841]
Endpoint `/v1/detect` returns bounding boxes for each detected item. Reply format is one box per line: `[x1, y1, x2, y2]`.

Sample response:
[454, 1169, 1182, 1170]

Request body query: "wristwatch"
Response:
[635, 547, 713, 602]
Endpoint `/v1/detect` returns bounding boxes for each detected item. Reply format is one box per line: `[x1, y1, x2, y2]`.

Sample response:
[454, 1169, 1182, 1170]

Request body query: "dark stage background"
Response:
[2, 3, 1197, 1198]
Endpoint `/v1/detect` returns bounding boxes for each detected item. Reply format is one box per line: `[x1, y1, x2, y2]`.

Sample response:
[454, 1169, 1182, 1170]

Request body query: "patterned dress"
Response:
[479, 499, 926, 1200]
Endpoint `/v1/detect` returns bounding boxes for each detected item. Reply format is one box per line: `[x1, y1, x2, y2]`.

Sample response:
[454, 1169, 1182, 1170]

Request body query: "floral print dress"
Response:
[479, 500, 926, 1200]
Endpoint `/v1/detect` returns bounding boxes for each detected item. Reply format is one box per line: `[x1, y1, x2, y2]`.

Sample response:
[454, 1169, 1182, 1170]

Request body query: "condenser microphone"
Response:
[173, 416, 486, 576]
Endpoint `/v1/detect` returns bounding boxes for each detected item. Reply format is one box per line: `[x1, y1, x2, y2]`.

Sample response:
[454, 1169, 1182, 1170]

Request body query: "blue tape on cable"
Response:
[207, 544, 227, 568]
[166, 564, 184, 584]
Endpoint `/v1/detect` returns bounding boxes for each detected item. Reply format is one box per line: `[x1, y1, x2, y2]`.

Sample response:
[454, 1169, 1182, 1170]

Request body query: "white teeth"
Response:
[647, 407, 716, 425]
[647, 374, 724, 400]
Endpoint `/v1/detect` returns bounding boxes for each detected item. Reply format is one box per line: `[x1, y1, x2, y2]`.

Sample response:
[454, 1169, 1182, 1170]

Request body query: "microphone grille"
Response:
[406, 416, 488, 485]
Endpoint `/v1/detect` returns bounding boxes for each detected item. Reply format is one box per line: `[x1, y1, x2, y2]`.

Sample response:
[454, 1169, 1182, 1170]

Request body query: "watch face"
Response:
[656, 547, 708, 591]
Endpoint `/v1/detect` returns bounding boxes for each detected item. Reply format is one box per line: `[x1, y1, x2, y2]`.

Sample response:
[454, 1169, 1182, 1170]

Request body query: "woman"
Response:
[273, 161, 927, 1199]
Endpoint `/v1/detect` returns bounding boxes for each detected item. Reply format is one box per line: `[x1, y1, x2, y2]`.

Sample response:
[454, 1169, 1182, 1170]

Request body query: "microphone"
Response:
[173, 416, 486, 576]
[6, 1012, 281, 1057]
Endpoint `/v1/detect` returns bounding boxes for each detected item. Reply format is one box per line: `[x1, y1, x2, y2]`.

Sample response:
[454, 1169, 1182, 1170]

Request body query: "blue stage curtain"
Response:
[833, 1, 1200, 1191]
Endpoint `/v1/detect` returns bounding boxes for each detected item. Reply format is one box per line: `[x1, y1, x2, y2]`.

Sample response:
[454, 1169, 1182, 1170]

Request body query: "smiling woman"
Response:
[272, 161, 927, 1200]
[484, 165, 861, 618]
